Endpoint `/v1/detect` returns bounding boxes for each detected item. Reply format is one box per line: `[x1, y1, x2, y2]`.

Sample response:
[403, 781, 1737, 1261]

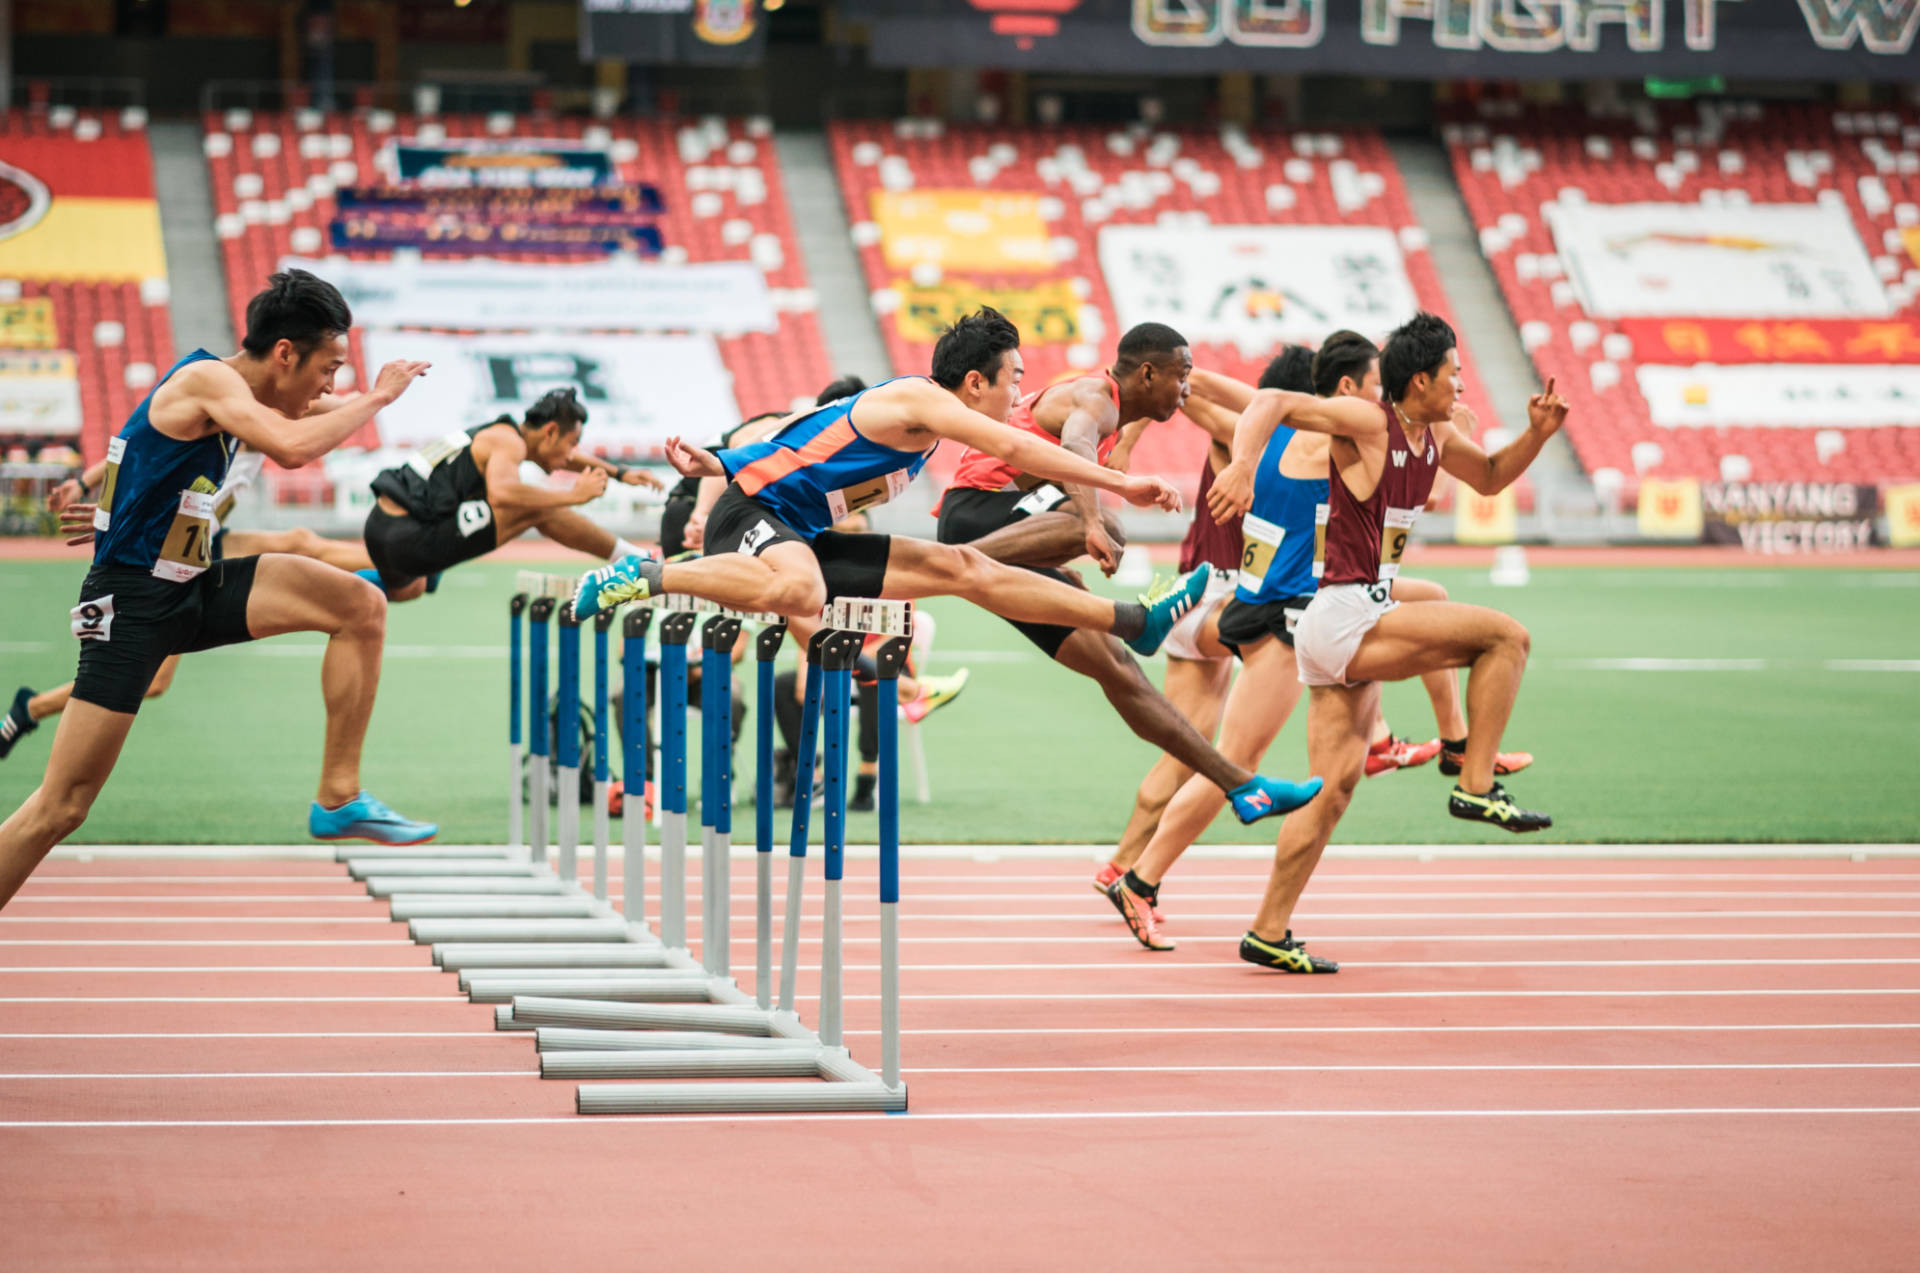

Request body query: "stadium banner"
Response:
[361, 330, 741, 454]
[1904, 227, 1920, 270]
[0, 141, 166, 283]
[580, 0, 771, 65]
[329, 215, 664, 256]
[338, 184, 664, 215]
[280, 256, 776, 334]
[0, 298, 58, 350]
[1700, 481, 1879, 552]
[1885, 483, 1920, 547]
[0, 350, 82, 438]
[1619, 318, 1920, 365]
[895, 279, 1081, 344]
[843, 0, 1920, 77]
[1098, 224, 1420, 355]
[1636, 365, 1920, 428]
[871, 191, 1053, 273]
[1547, 202, 1891, 320]
[387, 140, 615, 190]
[1454, 483, 1517, 545]
[1635, 476, 1703, 541]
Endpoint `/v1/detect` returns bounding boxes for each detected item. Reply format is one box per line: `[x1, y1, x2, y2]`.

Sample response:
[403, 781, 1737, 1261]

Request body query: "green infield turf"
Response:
[0, 557, 1914, 844]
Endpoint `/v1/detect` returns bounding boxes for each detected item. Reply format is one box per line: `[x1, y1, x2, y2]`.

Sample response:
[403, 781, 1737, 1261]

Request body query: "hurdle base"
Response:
[349, 857, 540, 880]
[366, 876, 566, 898]
[388, 896, 599, 921]
[577, 1077, 908, 1115]
[534, 1027, 814, 1053]
[543, 1047, 822, 1080]
[407, 917, 631, 945]
[509, 995, 777, 1036]
[462, 974, 714, 1004]
[434, 942, 666, 971]
[334, 844, 514, 863]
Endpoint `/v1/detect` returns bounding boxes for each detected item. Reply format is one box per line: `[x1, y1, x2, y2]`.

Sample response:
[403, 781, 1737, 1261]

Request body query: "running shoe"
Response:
[1447, 782, 1551, 833]
[1106, 875, 1175, 951]
[1239, 929, 1338, 973]
[1125, 563, 1214, 657]
[902, 668, 970, 723]
[1227, 773, 1323, 824]
[1364, 735, 1444, 778]
[308, 791, 438, 845]
[0, 687, 37, 761]
[1438, 744, 1533, 777]
[1093, 860, 1165, 923]
[573, 554, 655, 621]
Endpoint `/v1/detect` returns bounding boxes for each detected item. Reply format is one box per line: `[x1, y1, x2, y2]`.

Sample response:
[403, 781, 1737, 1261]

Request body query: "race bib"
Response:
[1310, 503, 1329, 579]
[70, 594, 115, 642]
[1013, 485, 1069, 517]
[152, 489, 215, 583]
[457, 498, 493, 538]
[1238, 513, 1285, 592]
[406, 430, 473, 480]
[1378, 507, 1417, 580]
[93, 437, 126, 533]
[825, 469, 912, 522]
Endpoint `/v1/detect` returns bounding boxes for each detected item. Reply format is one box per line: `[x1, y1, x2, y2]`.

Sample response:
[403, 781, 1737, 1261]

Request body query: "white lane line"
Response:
[0, 917, 396, 924]
[6, 1108, 1919, 1128]
[8, 910, 1917, 923]
[21, 890, 1920, 902]
[11, 897, 378, 904]
[0, 940, 402, 947]
[5, 932, 1918, 948]
[0, 996, 458, 1003]
[0, 1071, 532, 1080]
[1829, 660, 1920, 672]
[41, 844, 1920, 861]
[5, 988, 1919, 1003]
[3, 958, 1919, 974]
[26, 872, 1920, 884]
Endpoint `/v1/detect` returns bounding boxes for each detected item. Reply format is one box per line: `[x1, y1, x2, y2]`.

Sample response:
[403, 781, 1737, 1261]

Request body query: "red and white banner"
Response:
[1619, 317, 1920, 365]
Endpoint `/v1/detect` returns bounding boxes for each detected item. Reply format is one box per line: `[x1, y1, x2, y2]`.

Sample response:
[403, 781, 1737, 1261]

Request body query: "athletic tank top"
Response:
[92, 349, 237, 582]
[1320, 401, 1439, 589]
[943, 370, 1122, 497]
[1179, 452, 1243, 575]
[370, 420, 501, 527]
[1235, 423, 1330, 604]
[718, 378, 935, 541]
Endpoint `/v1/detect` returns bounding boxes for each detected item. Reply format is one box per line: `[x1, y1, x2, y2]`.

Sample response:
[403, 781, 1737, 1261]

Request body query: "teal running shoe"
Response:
[1124, 562, 1214, 657]
[309, 791, 437, 846]
[1228, 773, 1323, 824]
[573, 554, 654, 621]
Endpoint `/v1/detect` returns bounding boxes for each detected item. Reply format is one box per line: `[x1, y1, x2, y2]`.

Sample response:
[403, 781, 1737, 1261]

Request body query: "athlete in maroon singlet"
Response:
[1205, 312, 1568, 973]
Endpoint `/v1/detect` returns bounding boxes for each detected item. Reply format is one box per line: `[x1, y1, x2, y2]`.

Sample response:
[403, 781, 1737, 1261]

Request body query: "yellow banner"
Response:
[1886, 483, 1920, 548]
[1455, 484, 1516, 544]
[871, 190, 1051, 273]
[895, 279, 1080, 345]
[1903, 227, 1920, 271]
[0, 197, 167, 282]
[1637, 477, 1704, 540]
[0, 298, 57, 349]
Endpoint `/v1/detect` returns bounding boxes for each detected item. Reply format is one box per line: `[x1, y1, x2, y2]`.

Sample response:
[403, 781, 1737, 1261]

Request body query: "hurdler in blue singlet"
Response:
[1234, 418, 1329, 606]
[92, 349, 236, 582]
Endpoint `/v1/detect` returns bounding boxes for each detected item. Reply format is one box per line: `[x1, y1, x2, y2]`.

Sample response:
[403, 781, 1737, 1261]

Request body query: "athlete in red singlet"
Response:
[1206, 312, 1567, 973]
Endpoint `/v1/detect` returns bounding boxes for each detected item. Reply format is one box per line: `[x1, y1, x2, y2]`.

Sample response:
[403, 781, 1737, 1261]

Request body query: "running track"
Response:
[2, 849, 1916, 1271]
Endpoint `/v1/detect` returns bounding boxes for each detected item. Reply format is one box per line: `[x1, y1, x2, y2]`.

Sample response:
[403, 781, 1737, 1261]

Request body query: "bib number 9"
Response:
[1378, 507, 1417, 580]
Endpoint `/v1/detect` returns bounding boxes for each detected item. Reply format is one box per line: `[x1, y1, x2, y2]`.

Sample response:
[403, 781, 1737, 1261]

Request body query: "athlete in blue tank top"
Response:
[0, 270, 440, 912]
[1233, 418, 1329, 607]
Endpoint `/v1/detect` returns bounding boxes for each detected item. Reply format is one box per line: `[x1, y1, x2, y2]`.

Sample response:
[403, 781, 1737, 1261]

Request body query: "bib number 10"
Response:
[153, 490, 215, 583]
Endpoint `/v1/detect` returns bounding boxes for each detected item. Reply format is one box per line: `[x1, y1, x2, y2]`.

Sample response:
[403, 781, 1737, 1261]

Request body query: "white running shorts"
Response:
[1294, 581, 1398, 688]
[1161, 568, 1236, 662]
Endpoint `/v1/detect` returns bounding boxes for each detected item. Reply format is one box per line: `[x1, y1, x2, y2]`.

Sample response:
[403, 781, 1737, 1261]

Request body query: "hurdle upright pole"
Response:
[591, 609, 614, 902]
[620, 607, 652, 924]
[873, 631, 912, 1091]
[508, 591, 527, 853]
[778, 629, 831, 1015]
[816, 629, 860, 1050]
[527, 594, 556, 868]
[655, 609, 697, 949]
[555, 602, 584, 885]
[753, 620, 787, 1010]
[698, 613, 742, 977]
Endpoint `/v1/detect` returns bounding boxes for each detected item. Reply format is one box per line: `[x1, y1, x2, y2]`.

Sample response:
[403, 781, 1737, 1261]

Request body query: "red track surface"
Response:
[2, 853, 1916, 1270]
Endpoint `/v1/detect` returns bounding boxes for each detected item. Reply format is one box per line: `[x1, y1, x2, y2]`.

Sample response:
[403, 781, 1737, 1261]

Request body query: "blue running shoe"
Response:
[1228, 773, 1323, 824]
[1124, 563, 1214, 657]
[309, 791, 437, 845]
[573, 554, 654, 621]
[354, 568, 388, 596]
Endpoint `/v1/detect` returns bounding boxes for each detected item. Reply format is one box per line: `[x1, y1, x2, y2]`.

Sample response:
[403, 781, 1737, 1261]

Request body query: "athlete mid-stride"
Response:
[0, 269, 436, 910]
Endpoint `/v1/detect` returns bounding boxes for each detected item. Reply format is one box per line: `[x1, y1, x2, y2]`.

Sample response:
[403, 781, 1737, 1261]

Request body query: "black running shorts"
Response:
[934, 485, 1076, 660]
[70, 556, 261, 714]
[1214, 593, 1315, 659]
[703, 484, 891, 602]
[364, 503, 498, 591]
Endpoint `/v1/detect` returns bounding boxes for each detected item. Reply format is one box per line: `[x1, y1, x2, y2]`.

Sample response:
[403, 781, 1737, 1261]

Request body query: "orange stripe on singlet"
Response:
[733, 418, 860, 497]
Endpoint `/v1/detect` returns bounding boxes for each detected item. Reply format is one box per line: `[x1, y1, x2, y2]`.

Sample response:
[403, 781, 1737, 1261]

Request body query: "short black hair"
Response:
[816, 375, 867, 406]
[1311, 330, 1381, 399]
[1113, 322, 1189, 376]
[1379, 312, 1457, 402]
[1258, 346, 1315, 394]
[525, 387, 588, 432]
[931, 308, 1020, 390]
[241, 269, 352, 358]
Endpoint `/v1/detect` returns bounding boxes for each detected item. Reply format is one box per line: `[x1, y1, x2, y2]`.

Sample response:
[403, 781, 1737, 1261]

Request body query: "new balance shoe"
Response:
[308, 791, 438, 846]
[573, 554, 656, 621]
[1364, 735, 1444, 778]
[0, 687, 37, 761]
[1106, 873, 1175, 951]
[1239, 929, 1338, 973]
[1228, 773, 1323, 824]
[1125, 563, 1214, 657]
[1448, 782, 1551, 833]
[1438, 745, 1533, 777]
[903, 668, 970, 724]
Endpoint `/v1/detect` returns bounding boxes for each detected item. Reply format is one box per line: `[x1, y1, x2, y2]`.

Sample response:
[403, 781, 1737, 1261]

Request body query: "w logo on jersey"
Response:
[1391, 451, 1407, 468]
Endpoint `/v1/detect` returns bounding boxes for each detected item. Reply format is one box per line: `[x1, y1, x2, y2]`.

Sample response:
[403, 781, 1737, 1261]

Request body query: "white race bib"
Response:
[71, 594, 115, 642]
[1238, 512, 1285, 592]
[1013, 485, 1070, 517]
[93, 437, 126, 534]
[1378, 507, 1418, 580]
[152, 489, 215, 583]
[825, 469, 913, 523]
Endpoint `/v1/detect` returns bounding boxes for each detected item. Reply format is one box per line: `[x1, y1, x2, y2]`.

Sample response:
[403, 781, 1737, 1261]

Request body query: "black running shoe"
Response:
[0, 687, 37, 761]
[1239, 929, 1337, 973]
[1448, 782, 1552, 833]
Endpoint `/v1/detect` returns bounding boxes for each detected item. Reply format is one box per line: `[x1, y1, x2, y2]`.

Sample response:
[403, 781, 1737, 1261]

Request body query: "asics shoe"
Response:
[1106, 875, 1175, 951]
[1093, 860, 1164, 923]
[308, 791, 438, 846]
[1364, 735, 1443, 778]
[1239, 929, 1338, 973]
[1228, 773, 1323, 824]
[0, 687, 37, 761]
[1438, 745, 1533, 777]
[1448, 782, 1551, 833]
[1125, 563, 1214, 657]
[903, 668, 970, 723]
[573, 554, 654, 621]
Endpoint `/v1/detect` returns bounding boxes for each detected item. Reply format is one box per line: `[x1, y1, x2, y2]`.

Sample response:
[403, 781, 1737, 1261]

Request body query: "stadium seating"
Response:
[0, 109, 174, 464]
[1446, 99, 1920, 489]
[829, 120, 1502, 500]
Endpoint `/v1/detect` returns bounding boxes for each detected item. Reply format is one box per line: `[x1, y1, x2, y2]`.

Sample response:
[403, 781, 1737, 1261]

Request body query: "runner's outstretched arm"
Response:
[191, 359, 428, 467]
[1055, 380, 1123, 572]
[1434, 386, 1569, 496]
[1186, 368, 1257, 414]
[484, 431, 606, 512]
